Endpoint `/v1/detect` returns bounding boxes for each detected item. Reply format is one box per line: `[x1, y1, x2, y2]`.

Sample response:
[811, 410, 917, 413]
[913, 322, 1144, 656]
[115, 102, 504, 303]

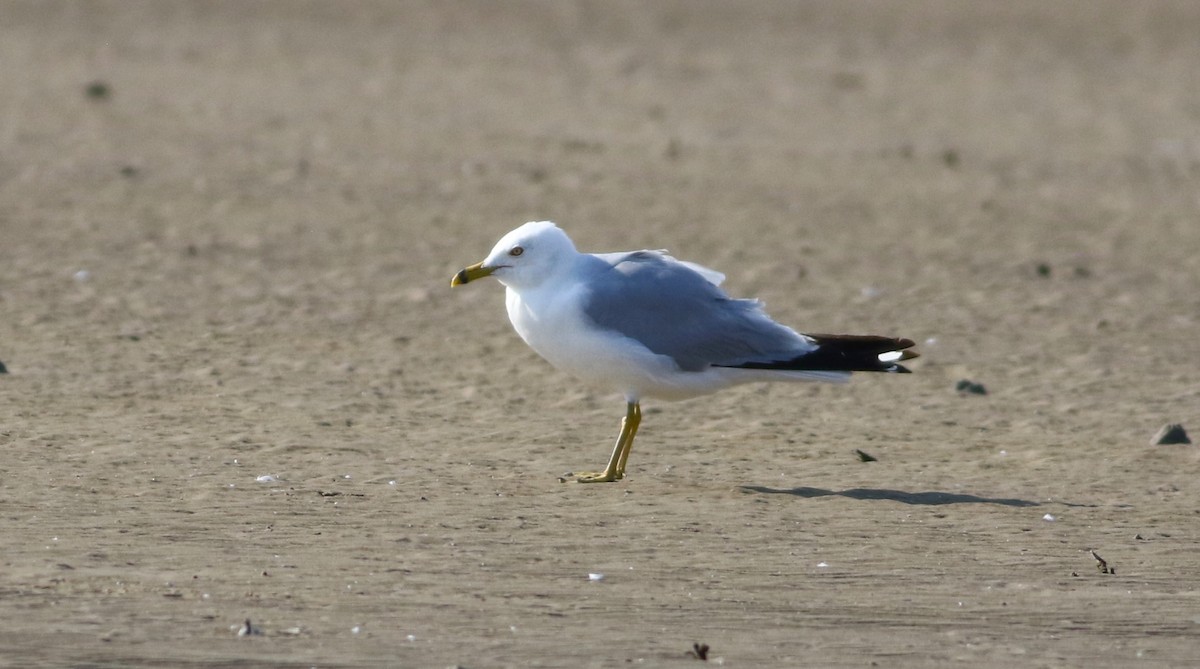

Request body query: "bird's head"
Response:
[451, 221, 577, 291]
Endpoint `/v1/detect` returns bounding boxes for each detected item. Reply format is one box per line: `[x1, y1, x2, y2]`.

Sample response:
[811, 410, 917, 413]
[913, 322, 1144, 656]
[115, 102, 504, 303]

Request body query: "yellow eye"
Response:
[509, 246, 524, 257]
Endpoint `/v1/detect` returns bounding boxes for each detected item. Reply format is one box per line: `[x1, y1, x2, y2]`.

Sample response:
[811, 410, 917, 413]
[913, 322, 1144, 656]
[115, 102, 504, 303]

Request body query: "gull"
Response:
[451, 221, 917, 483]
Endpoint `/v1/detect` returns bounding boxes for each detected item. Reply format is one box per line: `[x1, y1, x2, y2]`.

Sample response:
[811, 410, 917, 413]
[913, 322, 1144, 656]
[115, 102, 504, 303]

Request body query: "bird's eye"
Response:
[509, 246, 524, 257]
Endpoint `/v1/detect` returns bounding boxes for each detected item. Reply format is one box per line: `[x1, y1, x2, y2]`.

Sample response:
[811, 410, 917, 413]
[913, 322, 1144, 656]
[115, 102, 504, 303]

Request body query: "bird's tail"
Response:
[720, 335, 918, 374]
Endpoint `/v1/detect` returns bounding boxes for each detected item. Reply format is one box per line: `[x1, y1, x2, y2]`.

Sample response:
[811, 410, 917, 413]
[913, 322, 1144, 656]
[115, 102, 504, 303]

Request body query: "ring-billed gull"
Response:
[451, 221, 917, 483]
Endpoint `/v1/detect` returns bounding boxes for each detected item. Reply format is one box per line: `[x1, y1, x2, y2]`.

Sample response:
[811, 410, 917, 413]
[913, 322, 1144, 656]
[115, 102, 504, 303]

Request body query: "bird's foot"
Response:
[562, 470, 623, 483]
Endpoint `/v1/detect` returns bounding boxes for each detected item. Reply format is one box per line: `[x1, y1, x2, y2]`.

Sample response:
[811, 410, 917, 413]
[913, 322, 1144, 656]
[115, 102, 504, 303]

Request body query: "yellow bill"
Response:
[451, 261, 495, 287]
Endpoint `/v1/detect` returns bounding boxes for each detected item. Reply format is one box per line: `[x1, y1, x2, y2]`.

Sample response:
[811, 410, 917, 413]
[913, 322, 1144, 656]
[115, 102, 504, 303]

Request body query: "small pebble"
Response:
[1042, 513, 1056, 522]
[85, 81, 110, 99]
[1149, 423, 1190, 445]
[955, 379, 988, 395]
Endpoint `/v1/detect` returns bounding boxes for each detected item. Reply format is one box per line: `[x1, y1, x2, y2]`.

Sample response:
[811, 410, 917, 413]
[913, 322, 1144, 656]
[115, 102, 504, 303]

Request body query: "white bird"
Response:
[452, 221, 917, 483]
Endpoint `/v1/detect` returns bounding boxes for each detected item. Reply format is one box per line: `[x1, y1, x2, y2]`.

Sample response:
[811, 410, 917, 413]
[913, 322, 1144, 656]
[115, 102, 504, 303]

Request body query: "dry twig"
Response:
[1090, 549, 1114, 574]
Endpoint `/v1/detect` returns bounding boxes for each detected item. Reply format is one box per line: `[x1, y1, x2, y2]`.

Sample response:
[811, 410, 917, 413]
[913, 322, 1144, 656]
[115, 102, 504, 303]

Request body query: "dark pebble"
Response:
[1150, 423, 1191, 445]
[85, 81, 110, 99]
[955, 379, 987, 395]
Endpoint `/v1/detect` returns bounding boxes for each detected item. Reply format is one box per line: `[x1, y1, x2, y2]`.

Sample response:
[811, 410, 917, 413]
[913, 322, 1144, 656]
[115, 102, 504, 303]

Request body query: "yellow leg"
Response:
[572, 401, 642, 483]
[614, 402, 641, 478]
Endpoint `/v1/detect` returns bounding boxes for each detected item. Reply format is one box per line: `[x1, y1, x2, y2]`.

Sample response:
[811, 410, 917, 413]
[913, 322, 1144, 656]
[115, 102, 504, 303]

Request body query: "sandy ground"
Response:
[2, 1, 1200, 667]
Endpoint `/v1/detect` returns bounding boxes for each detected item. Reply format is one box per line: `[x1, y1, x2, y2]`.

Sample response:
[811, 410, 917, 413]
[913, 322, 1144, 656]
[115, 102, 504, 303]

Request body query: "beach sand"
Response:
[2, 1, 1198, 666]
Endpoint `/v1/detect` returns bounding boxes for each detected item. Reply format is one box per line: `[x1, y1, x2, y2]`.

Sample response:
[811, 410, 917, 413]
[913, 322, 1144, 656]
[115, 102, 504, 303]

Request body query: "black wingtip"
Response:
[718, 334, 919, 373]
[891, 340, 920, 372]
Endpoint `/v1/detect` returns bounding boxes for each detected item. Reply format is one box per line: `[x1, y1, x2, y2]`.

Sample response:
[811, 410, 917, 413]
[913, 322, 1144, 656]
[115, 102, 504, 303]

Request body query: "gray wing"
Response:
[578, 251, 813, 372]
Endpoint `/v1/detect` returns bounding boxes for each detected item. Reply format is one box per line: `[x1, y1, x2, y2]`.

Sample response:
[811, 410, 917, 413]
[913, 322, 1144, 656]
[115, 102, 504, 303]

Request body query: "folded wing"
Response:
[579, 251, 818, 372]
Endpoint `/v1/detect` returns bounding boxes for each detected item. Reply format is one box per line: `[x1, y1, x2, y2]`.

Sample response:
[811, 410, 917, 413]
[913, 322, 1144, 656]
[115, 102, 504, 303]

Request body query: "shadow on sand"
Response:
[741, 485, 1040, 507]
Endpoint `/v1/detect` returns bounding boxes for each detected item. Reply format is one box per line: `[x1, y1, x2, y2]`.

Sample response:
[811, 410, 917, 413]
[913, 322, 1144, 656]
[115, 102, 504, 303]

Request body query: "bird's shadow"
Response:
[741, 485, 1040, 507]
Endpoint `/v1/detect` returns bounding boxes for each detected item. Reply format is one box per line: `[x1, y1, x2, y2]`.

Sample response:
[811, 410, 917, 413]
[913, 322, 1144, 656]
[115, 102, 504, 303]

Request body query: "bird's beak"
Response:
[451, 261, 496, 287]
